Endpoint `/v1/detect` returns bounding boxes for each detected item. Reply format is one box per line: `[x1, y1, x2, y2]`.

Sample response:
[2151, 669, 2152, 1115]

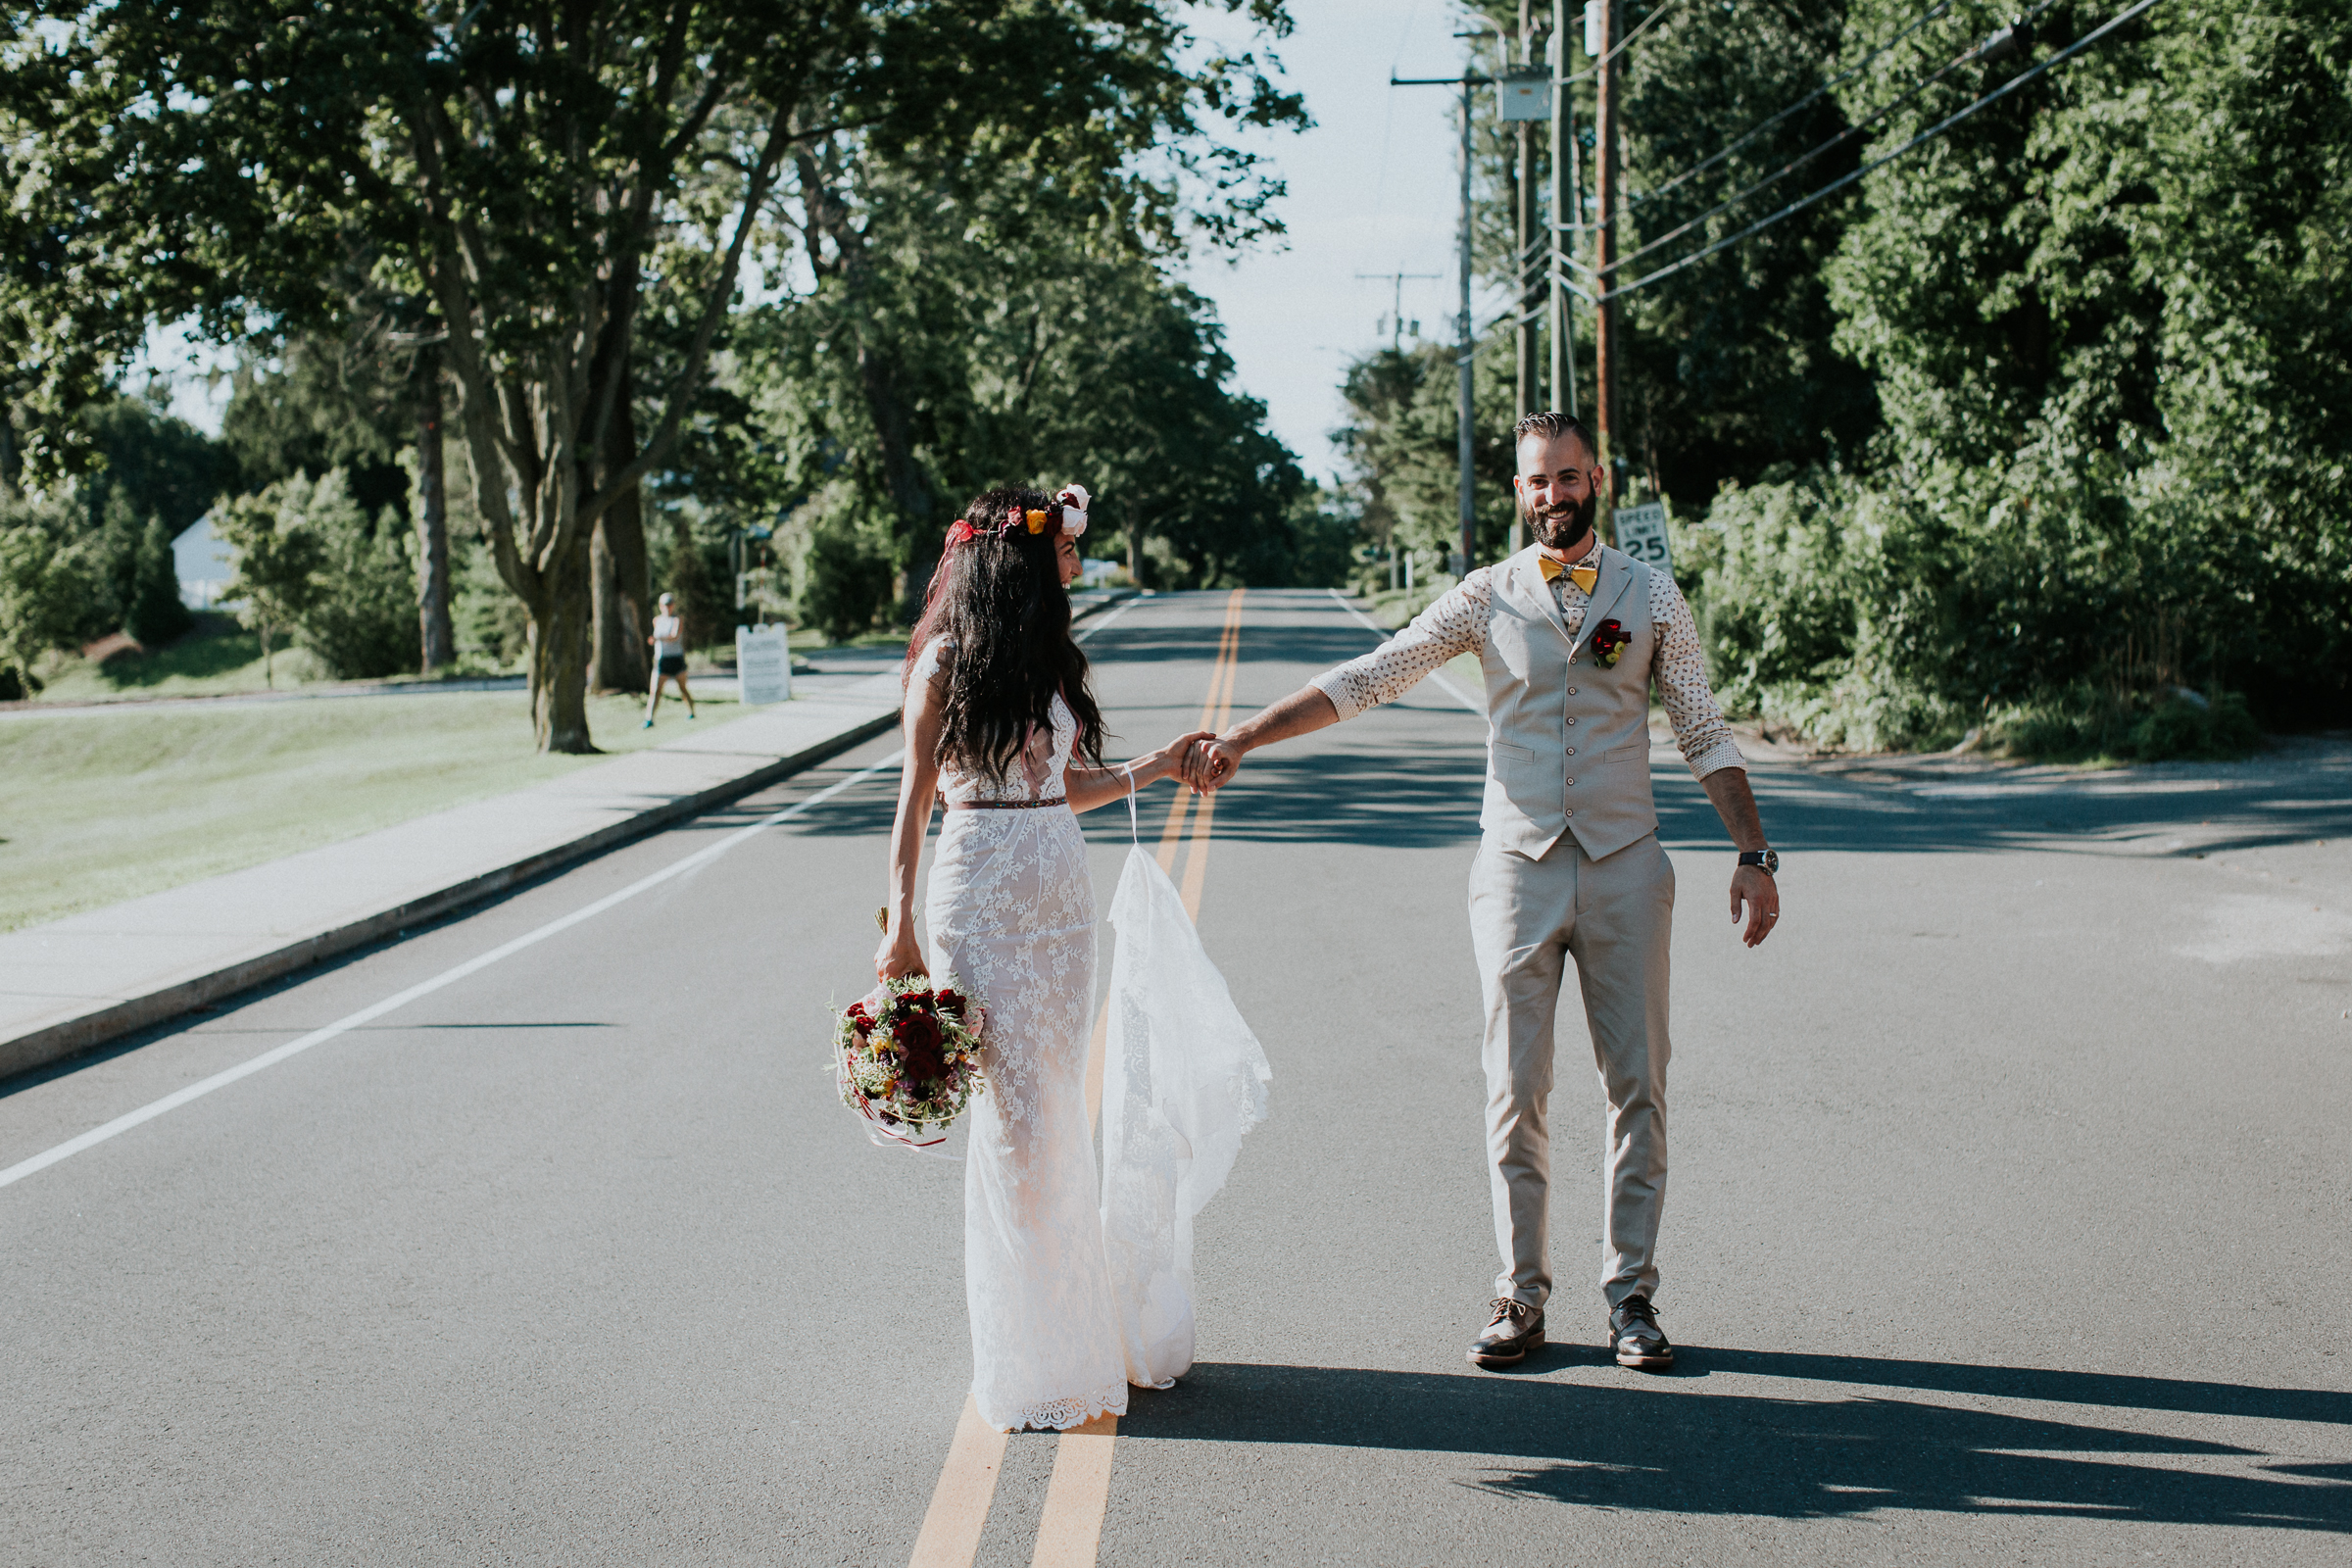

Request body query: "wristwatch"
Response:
[1738, 849, 1780, 875]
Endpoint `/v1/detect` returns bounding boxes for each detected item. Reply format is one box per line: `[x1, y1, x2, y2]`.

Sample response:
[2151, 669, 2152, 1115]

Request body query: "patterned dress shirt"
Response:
[1311, 555, 1747, 781]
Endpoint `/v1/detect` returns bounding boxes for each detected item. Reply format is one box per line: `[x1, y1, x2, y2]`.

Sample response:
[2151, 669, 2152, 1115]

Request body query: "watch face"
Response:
[1764, 850, 1780, 874]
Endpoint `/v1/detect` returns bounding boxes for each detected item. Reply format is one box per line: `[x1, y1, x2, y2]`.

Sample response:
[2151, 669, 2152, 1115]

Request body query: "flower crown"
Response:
[944, 484, 1090, 549]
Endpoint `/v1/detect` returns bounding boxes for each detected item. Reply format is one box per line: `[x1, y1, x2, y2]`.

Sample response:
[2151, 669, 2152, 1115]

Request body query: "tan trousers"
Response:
[1467, 831, 1675, 1313]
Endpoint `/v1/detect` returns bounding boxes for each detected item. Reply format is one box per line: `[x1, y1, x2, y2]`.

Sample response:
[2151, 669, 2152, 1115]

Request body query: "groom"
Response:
[1186, 412, 1780, 1371]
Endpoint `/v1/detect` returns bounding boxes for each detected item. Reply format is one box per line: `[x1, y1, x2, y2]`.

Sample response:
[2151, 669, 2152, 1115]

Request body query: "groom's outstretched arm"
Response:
[1189, 577, 1490, 790]
[1184, 686, 1341, 789]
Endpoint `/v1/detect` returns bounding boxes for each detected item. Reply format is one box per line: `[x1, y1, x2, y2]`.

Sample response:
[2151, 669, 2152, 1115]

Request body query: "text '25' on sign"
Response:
[1613, 503, 1673, 575]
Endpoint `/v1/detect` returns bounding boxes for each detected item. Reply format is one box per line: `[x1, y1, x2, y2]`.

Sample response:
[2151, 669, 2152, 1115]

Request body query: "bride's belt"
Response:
[943, 796, 1069, 811]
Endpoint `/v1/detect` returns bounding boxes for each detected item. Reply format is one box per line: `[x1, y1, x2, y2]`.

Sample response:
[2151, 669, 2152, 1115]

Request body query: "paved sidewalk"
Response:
[0, 673, 900, 1080]
[0, 592, 1135, 1080]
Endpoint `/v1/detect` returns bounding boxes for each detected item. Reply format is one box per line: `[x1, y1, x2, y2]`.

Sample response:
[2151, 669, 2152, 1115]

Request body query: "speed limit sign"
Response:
[1613, 502, 1673, 575]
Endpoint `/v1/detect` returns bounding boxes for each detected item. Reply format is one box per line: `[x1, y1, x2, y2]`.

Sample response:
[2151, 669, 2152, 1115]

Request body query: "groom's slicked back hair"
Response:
[1514, 411, 1596, 468]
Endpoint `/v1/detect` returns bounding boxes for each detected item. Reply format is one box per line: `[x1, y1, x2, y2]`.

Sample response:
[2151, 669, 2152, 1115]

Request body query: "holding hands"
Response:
[1182, 735, 1242, 793]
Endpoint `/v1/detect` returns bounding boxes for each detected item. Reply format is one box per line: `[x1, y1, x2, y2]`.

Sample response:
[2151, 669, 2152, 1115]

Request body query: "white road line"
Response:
[1326, 588, 1484, 715]
[1072, 596, 1141, 643]
[0, 749, 909, 1193]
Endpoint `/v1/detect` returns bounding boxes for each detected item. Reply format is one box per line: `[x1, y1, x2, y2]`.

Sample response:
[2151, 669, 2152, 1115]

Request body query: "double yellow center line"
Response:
[907, 589, 1246, 1568]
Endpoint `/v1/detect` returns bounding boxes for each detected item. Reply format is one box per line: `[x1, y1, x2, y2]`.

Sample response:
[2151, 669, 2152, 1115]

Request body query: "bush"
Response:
[1690, 451, 2307, 759]
[216, 469, 416, 679]
[0, 492, 108, 693]
[453, 536, 531, 669]
[298, 505, 415, 679]
[1990, 686, 2263, 765]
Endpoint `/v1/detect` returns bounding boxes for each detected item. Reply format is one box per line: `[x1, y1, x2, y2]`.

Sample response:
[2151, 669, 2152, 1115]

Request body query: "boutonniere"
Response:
[1588, 617, 1631, 668]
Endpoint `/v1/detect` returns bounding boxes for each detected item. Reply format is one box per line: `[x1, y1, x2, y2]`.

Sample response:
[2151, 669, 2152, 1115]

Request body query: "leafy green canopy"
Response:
[215, 468, 416, 679]
[2, 0, 1307, 746]
[1698, 0, 2350, 747]
[1345, 1, 1875, 557]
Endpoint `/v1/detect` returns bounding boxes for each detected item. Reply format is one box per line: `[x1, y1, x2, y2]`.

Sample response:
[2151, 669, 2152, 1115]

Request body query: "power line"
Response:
[1603, 0, 2060, 275]
[1632, 0, 1956, 208]
[1601, 0, 2163, 302]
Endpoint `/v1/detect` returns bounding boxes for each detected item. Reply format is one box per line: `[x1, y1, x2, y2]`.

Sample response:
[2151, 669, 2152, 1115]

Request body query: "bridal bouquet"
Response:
[834, 976, 986, 1149]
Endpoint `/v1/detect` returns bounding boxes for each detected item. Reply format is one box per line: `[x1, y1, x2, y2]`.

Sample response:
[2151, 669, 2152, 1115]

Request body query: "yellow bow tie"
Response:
[1539, 555, 1598, 594]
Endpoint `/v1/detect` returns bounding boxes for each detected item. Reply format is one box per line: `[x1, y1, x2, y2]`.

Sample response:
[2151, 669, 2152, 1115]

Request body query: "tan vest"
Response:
[1478, 543, 1658, 861]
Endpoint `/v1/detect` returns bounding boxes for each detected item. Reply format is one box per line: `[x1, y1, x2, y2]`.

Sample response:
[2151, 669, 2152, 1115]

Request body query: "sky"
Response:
[139, 0, 1491, 482]
[1183, 0, 1492, 481]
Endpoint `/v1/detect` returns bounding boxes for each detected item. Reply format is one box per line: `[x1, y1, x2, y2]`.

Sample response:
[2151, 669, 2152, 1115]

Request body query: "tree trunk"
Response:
[528, 535, 597, 753]
[590, 362, 651, 694]
[414, 342, 457, 672]
[1124, 503, 1147, 590]
[855, 344, 938, 623]
[800, 151, 938, 623]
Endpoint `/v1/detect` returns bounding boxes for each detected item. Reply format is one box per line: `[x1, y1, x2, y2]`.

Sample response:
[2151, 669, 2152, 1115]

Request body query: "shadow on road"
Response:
[1127, 1359, 2352, 1531]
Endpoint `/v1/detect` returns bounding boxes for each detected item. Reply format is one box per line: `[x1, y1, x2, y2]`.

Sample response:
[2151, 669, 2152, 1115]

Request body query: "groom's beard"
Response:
[1528, 490, 1595, 552]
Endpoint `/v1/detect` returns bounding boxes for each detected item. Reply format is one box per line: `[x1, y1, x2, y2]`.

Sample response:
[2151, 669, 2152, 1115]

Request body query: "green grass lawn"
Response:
[26, 614, 900, 706]
[28, 612, 532, 705]
[0, 690, 729, 933]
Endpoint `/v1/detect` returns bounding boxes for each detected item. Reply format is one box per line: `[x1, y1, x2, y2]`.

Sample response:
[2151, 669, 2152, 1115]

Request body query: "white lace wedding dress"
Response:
[916, 638, 1128, 1433]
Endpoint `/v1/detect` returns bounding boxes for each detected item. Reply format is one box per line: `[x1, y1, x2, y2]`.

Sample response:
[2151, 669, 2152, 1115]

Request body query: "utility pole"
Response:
[1354, 270, 1442, 352]
[1592, 0, 1622, 534]
[1391, 58, 1494, 577]
[1456, 73, 1477, 578]
[1514, 0, 1539, 437]
[1550, 0, 1578, 419]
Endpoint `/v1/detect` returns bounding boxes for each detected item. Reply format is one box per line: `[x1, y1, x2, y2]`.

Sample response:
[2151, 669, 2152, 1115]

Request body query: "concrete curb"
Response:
[1, 589, 1139, 1084]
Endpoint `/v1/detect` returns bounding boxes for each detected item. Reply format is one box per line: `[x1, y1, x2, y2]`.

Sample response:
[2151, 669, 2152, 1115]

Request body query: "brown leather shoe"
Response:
[1468, 1298, 1544, 1368]
[1608, 1295, 1674, 1369]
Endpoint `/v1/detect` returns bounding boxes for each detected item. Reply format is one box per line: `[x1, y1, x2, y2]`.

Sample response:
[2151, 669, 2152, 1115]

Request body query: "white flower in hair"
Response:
[1056, 482, 1091, 537]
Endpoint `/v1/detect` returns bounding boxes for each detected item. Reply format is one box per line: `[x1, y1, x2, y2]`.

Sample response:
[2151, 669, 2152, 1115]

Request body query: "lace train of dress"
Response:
[919, 639, 1127, 1432]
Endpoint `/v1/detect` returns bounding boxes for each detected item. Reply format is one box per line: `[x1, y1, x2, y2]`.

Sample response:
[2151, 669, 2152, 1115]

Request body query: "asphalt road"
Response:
[6, 589, 2349, 1566]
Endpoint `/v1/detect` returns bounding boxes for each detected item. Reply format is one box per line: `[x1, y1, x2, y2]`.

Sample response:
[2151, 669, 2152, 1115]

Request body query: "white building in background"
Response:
[172, 514, 235, 609]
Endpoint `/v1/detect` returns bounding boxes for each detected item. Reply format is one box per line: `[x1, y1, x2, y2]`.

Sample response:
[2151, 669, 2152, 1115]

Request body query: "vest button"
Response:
[1566, 717, 1577, 726]
[1566, 747, 1576, 756]
[1568, 687, 1579, 695]
[1566, 778, 1575, 787]
[1565, 808, 1574, 816]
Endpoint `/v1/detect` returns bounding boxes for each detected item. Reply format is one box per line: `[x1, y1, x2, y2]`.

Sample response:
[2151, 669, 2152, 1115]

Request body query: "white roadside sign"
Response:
[735, 623, 792, 706]
[1613, 502, 1673, 576]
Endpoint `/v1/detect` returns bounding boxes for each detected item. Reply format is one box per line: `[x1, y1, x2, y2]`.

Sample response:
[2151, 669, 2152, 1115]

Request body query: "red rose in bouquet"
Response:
[894, 1008, 949, 1089]
[832, 975, 986, 1149]
[1588, 617, 1631, 668]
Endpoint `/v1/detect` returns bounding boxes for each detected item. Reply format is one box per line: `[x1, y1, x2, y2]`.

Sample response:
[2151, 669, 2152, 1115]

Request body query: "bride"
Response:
[875, 484, 1212, 1433]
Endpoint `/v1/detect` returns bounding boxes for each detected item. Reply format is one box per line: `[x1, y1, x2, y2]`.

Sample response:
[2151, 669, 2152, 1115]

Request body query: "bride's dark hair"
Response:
[906, 485, 1106, 783]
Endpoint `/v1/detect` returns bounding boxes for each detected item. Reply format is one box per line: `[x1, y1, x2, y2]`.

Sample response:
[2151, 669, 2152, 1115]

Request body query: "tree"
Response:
[1454, 1, 1875, 508]
[743, 114, 1314, 603]
[768, 9, 1305, 609]
[215, 488, 326, 688]
[7, 395, 233, 651]
[1689, 0, 2352, 749]
[123, 514, 192, 647]
[1333, 336, 1518, 573]
[214, 468, 416, 682]
[6, 1, 1303, 750]
[0, 492, 95, 695]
